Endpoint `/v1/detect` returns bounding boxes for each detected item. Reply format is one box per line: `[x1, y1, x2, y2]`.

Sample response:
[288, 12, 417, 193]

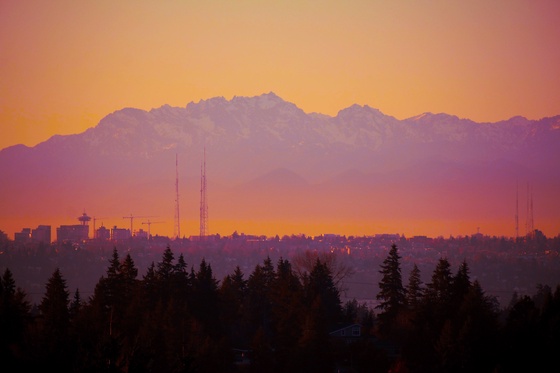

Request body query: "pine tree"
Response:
[306, 258, 341, 329]
[40, 267, 70, 334]
[376, 244, 405, 326]
[451, 259, 471, 310]
[191, 258, 220, 335]
[271, 257, 304, 369]
[69, 288, 82, 319]
[426, 257, 453, 309]
[406, 264, 423, 311]
[247, 262, 274, 338]
[157, 245, 175, 281]
[39, 267, 71, 370]
[0, 268, 31, 364]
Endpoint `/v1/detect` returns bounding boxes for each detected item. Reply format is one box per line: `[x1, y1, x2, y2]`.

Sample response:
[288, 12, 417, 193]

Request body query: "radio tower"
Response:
[199, 147, 208, 238]
[526, 182, 534, 238]
[515, 182, 519, 239]
[174, 153, 181, 239]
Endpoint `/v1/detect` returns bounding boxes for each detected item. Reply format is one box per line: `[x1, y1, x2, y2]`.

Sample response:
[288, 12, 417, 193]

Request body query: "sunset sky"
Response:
[1, 1, 560, 150]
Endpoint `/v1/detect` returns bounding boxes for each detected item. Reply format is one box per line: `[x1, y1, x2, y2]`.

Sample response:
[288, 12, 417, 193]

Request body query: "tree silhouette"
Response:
[0, 268, 31, 366]
[376, 244, 405, 330]
[405, 263, 423, 311]
[305, 258, 342, 330]
[38, 267, 71, 370]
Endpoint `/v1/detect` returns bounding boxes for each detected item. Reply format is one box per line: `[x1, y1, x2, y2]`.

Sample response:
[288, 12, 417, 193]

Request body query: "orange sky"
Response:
[1, 1, 559, 239]
[1, 1, 560, 150]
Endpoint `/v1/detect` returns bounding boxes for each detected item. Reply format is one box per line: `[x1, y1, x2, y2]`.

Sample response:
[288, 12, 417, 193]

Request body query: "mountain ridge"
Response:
[1, 92, 559, 238]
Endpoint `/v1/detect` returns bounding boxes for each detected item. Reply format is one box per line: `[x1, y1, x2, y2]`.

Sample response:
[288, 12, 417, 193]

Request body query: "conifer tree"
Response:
[426, 257, 453, 309]
[406, 263, 423, 311]
[451, 259, 471, 309]
[40, 267, 70, 334]
[157, 245, 175, 281]
[306, 258, 341, 329]
[39, 267, 71, 370]
[0, 268, 31, 364]
[69, 288, 82, 319]
[376, 244, 405, 326]
[191, 258, 220, 335]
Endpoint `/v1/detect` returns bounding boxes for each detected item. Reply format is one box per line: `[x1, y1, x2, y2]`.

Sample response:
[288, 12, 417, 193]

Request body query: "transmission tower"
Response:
[515, 182, 519, 239]
[174, 153, 181, 239]
[199, 147, 208, 238]
[529, 183, 534, 238]
[526, 182, 535, 238]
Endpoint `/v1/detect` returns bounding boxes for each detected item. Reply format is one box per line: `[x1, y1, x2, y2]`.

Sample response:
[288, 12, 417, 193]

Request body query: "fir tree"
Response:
[406, 263, 423, 311]
[38, 268, 71, 370]
[376, 244, 406, 326]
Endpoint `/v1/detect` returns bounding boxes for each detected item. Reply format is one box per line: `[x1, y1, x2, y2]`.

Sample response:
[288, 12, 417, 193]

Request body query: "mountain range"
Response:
[1, 92, 559, 238]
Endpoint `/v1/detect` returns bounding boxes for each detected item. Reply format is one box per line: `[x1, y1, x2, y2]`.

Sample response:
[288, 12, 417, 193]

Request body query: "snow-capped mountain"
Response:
[1, 92, 558, 237]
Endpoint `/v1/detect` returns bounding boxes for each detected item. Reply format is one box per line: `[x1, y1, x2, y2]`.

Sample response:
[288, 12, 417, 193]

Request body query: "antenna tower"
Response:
[526, 183, 535, 238]
[199, 147, 208, 237]
[515, 182, 519, 239]
[174, 153, 181, 239]
[529, 184, 534, 238]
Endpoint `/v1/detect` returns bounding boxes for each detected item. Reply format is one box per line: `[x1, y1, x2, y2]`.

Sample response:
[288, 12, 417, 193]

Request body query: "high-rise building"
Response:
[14, 228, 31, 244]
[31, 225, 51, 244]
[111, 226, 131, 241]
[57, 212, 91, 243]
[57, 225, 89, 243]
[95, 225, 111, 240]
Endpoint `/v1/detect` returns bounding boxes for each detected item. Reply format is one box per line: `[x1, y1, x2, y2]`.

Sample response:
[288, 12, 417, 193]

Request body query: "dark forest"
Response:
[1, 244, 560, 372]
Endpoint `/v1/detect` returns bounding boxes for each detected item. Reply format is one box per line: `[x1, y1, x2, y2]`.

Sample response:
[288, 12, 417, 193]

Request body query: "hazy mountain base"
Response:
[1, 93, 559, 238]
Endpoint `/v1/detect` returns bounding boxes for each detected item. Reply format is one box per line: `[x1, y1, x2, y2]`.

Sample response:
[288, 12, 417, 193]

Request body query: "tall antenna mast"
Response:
[174, 153, 181, 239]
[199, 147, 208, 238]
[515, 181, 519, 239]
[525, 182, 535, 238]
[528, 183, 534, 238]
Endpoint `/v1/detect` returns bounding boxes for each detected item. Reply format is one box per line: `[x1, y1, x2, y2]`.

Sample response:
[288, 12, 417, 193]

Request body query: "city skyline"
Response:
[1, 2, 559, 241]
[0, 92, 558, 240]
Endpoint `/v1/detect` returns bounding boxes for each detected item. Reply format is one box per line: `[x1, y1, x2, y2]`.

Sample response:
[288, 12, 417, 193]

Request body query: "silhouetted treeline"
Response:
[374, 244, 560, 372]
[1, 244, 560, 372]
[3, 231, 560, 309]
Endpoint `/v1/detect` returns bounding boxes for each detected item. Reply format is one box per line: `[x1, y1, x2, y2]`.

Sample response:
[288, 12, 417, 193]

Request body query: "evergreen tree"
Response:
[305, 258, 341, 329]
[220, 266, 248, 347]
[0, 268, 31, 365]
[141, 262, 158, 310]
[38, 267, 71, 370]
[156, 245, 175, 281]
[296, 296, 333, 372]
[451, 259, 471, 312]
[499, 294, 540, 371]
[425, 257, 453, 320]
[271, 257, 304, 370]
[40, 267, 70, 335]
[69, 288, 82, 319]
[191, 258, 220, 335]
[376, 244, 406, 328]
[247, 262, 274, 339]
[406, 263, 423, 311]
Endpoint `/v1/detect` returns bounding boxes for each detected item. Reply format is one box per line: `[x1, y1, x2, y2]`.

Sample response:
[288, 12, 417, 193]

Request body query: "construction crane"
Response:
[123, 214, 156, 236]
[142, 220, 164, 238]
[92, 217, 109, 235]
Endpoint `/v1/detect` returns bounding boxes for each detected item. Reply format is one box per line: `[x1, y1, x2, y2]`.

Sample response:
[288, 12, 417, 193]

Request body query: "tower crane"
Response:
[123, 214, 156, 236]
[142, 220, 164, 238]
[92, 217, 109, 235]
